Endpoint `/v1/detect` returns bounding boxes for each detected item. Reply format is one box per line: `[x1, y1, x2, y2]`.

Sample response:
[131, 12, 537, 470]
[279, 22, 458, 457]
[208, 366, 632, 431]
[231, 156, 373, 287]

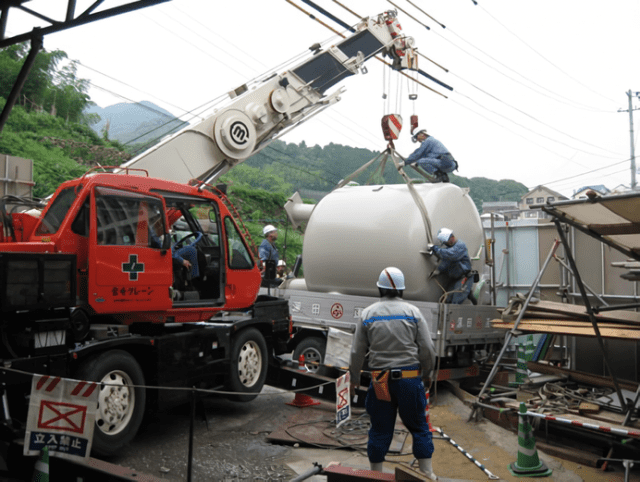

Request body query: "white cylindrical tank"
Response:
[302, 183, 485, 302]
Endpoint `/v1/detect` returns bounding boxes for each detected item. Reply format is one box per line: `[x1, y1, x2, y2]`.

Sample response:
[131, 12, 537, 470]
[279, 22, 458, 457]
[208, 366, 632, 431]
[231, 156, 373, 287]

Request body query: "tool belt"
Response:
[462, 270, 479, 284]
[371, 369, 422, 401]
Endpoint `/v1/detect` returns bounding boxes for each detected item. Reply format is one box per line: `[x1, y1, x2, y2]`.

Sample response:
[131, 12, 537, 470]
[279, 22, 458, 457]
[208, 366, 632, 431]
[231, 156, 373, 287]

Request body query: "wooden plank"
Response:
[500, 319, 640, 330]
[491, 320, 640, 340]
[524, 300, 640, 325]
[527, 362, 639, 392]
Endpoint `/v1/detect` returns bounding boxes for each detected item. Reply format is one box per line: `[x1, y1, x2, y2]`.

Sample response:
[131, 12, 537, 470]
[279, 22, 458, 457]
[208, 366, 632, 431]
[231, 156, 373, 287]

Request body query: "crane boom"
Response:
[122, 11, 418, 184]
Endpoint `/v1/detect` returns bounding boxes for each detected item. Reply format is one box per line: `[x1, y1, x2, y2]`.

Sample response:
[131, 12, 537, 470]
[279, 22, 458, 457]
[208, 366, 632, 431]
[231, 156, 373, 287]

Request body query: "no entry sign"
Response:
[24, 375, 98, 461]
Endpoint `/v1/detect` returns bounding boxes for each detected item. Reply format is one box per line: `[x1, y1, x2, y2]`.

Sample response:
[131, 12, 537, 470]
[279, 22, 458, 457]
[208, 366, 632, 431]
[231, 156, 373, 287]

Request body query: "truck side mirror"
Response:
[264, 259, 276, 280]
[161, 233, 171, 253]
[292, 255, 302, 278]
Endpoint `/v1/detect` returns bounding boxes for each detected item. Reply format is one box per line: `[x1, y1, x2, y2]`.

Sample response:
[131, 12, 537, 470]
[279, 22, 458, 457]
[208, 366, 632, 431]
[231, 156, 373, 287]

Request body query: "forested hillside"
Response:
[222, 140, 528, 210]
[0, 42, 528, 264]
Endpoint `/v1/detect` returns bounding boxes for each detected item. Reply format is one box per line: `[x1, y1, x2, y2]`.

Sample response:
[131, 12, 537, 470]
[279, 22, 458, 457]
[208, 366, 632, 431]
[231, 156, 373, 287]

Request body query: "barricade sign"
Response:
[24, 375, 98, 461]
[336, 372, 351, 427]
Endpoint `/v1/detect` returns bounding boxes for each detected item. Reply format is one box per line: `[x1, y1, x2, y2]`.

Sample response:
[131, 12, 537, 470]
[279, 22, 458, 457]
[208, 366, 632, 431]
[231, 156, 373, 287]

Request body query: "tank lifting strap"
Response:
[389, 148, 434, 244]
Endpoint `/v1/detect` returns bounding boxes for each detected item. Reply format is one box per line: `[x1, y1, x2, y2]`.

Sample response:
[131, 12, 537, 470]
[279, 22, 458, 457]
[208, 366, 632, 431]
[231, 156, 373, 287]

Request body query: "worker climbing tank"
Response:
[285, 183, 485, 302]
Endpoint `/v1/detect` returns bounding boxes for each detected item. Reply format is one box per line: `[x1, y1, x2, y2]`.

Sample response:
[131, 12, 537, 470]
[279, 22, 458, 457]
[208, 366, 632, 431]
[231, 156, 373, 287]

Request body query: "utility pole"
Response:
[619, 90, 640, 190]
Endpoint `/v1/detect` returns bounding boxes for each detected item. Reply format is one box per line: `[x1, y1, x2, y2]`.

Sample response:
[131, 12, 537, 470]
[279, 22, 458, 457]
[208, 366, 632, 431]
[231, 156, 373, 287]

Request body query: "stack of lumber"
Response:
[491, 300, 640, 340]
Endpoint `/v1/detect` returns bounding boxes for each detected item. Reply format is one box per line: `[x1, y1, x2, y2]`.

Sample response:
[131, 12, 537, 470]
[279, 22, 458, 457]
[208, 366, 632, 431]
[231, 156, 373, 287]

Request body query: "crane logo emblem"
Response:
[331, 303, 344, 319]
[230, 121, 249, 145]
[122, 254, 145, 281]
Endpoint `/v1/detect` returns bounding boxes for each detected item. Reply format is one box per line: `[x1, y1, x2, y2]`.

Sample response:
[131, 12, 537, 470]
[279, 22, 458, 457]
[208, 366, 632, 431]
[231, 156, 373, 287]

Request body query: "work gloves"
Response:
[426, 243, 435, 255]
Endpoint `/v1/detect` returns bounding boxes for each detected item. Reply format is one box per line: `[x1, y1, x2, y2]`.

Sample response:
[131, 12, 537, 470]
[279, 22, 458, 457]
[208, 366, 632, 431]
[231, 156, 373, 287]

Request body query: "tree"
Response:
[0, 44, 95, 125]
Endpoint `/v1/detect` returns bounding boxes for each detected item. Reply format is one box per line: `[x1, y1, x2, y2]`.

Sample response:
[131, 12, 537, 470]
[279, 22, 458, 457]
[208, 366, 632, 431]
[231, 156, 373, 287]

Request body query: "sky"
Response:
[4, 0, 640, 197]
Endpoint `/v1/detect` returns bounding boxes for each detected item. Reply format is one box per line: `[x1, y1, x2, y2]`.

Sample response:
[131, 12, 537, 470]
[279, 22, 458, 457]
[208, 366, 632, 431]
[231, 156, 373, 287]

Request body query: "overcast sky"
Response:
[5, 0, 640, 197]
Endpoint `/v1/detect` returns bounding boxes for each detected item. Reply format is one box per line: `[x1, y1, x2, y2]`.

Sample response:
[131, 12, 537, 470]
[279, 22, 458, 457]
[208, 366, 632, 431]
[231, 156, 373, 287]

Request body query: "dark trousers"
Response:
[365, 370, 434, 463]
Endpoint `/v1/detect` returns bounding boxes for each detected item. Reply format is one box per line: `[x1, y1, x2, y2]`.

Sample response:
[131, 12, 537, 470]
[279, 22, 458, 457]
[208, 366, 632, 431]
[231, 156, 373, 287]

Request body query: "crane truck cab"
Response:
[12, 168, 261, 325]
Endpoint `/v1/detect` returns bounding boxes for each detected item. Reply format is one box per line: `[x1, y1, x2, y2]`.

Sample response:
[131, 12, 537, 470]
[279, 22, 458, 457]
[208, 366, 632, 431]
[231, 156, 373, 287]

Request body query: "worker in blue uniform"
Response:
[349, 267, 437, 479]
[150, 214, 199, 280]
[259, 224, 279, 265]
[428, 227, 472, 304]
[403, 129, 457, 182]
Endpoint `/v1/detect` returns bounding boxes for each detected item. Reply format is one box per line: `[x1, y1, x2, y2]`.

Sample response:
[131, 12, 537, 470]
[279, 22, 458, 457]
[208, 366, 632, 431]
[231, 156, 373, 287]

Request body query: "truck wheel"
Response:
[227, 328, 268, 402]
[75, 350, 146, 456]
[293, 337, 326, 374]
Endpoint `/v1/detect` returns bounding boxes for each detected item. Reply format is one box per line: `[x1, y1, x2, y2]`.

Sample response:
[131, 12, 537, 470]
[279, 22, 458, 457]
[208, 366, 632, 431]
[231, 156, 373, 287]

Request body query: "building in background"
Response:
[571, 184, 610, 200]
[519, 186, 568, 220]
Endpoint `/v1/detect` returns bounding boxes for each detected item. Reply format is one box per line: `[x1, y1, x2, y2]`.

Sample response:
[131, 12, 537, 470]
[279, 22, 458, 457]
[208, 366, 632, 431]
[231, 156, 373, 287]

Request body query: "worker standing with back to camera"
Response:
[428, 227, 472, 304]
[403, 129, 458, 183]
[350, 267, 437, 479]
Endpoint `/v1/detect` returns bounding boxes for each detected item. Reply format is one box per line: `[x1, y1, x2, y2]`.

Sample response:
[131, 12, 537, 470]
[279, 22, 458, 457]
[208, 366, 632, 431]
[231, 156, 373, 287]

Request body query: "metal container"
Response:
[301, 183, 485, 302]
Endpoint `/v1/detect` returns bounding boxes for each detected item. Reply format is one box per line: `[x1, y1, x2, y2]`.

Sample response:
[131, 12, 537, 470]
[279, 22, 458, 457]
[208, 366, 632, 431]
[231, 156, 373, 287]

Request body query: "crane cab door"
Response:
[88, 186, 172, 315]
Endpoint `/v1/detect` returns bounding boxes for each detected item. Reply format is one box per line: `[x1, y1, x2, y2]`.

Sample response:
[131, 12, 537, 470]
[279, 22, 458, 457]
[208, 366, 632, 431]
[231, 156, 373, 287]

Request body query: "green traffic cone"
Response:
[32, 446, 49, 482]
[510, 343, 527, 387]
[525, 334, 536, 362]
[508, 403, 552, 477]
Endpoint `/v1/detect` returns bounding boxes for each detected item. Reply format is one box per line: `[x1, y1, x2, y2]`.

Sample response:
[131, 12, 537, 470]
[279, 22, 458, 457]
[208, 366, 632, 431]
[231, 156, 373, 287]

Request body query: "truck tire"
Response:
[227, 328, 268, 402]
[75, 350, 146, 456]
[293, 337, 326, 374]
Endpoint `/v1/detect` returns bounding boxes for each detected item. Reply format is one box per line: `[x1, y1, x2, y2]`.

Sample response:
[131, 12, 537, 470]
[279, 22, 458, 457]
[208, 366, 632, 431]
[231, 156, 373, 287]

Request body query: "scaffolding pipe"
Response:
[472, 239, 561, 413]
[554, 219, 630, 422]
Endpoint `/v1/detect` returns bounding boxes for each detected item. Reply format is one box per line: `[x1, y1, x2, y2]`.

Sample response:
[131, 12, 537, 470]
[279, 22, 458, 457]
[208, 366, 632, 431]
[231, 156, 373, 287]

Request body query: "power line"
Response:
[531, 159, 629, 190]
[415, 13, 612, 113]
[451, 71, 622, 157]
[477, 3, 618, 105]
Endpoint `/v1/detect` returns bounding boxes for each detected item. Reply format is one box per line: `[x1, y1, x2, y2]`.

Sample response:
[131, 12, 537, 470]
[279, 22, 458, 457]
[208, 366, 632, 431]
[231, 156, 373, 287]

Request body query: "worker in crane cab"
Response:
[259, 224, 279, 278]
[150, 214, 200, 281]
[427, 228, 472, 304]
[350, 267, 437, 479]
[403, 129, 458, 183]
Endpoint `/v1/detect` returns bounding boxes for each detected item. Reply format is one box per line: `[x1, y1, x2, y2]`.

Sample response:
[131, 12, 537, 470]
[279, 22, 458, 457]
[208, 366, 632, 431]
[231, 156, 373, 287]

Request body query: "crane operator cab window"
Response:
[160, 197, 224, 305]
[224, 217, 253, 270]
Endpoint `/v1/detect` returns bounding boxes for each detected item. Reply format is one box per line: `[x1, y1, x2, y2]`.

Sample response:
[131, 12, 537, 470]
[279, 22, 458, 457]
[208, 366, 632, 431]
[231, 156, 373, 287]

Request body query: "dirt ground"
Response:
[102, 383, 639, 482]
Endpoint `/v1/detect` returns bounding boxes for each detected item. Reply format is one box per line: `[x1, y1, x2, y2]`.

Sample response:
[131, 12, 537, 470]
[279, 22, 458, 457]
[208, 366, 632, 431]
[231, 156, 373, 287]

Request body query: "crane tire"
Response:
[75, 350, 146, 456]
[227, 328, 268, 402]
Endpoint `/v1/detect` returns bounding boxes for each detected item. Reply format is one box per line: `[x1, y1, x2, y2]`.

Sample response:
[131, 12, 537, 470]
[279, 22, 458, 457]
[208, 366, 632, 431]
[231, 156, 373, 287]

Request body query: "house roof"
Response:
[573, 185, 610, 196]
[521, 185, 568, 201]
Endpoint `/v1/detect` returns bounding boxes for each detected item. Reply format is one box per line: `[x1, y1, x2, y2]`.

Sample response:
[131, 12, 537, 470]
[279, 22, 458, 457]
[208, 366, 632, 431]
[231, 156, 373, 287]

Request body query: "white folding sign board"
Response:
[24, 375, 98, 461]
[335, 372, 351, 428]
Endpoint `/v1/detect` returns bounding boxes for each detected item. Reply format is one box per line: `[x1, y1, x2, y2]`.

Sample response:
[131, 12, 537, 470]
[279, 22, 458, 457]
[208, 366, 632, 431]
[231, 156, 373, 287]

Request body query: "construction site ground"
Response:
[98, 381, 640, 482]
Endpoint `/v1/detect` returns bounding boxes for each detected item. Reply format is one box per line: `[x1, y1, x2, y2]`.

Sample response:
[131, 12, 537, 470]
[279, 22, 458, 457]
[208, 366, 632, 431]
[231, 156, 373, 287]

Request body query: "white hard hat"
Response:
[437, 228, 453, 244]
[277, 260, 286, 267]
[263, 225, 277, 236]
[376, 267, 405, 290]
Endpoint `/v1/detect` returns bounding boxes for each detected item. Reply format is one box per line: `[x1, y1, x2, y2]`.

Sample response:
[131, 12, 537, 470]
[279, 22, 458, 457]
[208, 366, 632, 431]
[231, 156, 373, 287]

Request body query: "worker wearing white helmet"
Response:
[402, 129, 458, 183]
[258, 225, 279, 269]
[350, 267, 437, 479]
[276, 260, 288, 279]
[427, 227, 472, 304]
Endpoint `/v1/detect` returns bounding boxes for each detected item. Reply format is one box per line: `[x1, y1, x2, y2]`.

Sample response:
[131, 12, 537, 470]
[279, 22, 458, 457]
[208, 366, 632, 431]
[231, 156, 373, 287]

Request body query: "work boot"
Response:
[370, 461, 384, 472]
[418, 458, 437, 480]
[434, 171, 449, 183]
